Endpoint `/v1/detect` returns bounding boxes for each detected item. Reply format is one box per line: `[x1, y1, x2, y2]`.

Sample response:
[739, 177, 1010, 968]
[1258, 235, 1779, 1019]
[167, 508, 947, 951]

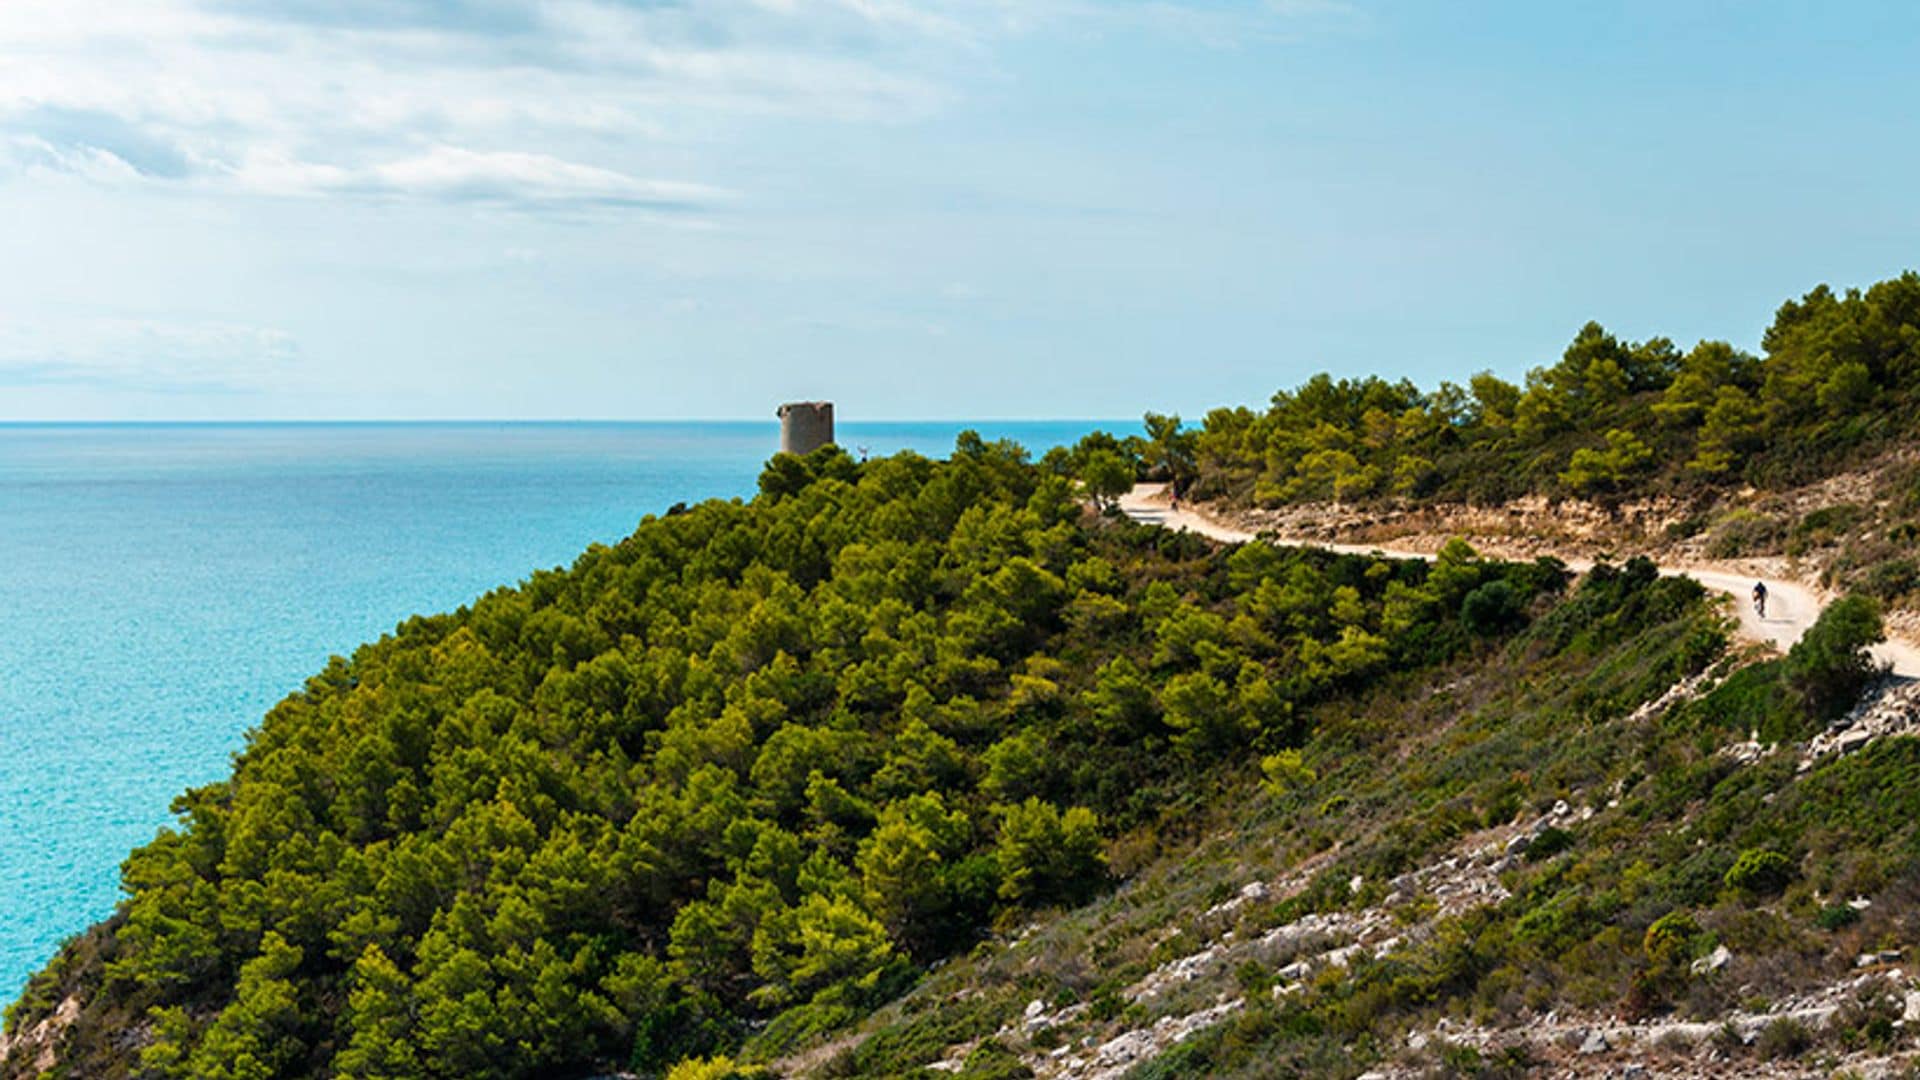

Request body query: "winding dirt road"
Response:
[1120, 483, 1920, 678]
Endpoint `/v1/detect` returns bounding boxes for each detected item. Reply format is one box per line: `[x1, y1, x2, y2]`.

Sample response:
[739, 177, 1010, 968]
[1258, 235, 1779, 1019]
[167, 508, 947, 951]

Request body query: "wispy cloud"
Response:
[232, 146, 728, 210]
[0, 0, 1349, 214]
[0, 317, 301, 393]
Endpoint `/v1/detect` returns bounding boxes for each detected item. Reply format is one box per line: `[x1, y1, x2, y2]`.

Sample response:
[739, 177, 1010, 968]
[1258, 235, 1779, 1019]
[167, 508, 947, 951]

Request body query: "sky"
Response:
[1, 1, 1917, 421]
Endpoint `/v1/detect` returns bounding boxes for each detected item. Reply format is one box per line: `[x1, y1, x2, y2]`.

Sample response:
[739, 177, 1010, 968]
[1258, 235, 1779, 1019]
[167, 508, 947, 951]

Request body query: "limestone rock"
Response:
[1691, 944, 1732, 975]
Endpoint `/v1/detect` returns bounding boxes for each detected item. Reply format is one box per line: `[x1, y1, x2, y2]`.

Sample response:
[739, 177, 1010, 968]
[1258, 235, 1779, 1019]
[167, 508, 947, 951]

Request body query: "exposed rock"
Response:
[1691, 944, 1732, 975]
[1201, 878, 1275, 920]
[1806, 678, 1920, 762]
[1036, 999, 1245, 1080]
[0, 994, 82, 1076]
[1399, 967, 1909, 1071]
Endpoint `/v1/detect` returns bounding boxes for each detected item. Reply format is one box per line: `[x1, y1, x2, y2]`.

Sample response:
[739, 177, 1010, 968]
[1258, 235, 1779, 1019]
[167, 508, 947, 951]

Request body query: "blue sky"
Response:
[1, 1, 1916, 421]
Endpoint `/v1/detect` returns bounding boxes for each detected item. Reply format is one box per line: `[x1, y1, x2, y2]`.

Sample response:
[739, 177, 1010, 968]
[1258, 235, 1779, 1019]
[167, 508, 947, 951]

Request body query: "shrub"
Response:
[666, 1056, 767, 1080]
[1829, 991, 1902, 1053]
[1787, 503, 1868, 555]
[1643, 910, 1701, 966]
[1783, 594, 1885, 721]
[1815, 904, 1861, 932]
[1665, 513, 1709, 541]
[1860, 558, 1920, 601]
[1461, 580, 1526, 636]
[1754, 1016, 1812, 1059]
[1706, 510, 1786, 558]
[1525, 826, 1575, 863]
[1259, 750, 1316, 797]
[1724, 849, 1794, 897]
[956, 1039, 1034, 1080]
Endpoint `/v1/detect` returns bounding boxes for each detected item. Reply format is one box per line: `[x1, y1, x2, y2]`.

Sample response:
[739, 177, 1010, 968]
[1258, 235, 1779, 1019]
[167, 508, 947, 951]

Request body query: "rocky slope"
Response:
[767, 554, 1920, 1079]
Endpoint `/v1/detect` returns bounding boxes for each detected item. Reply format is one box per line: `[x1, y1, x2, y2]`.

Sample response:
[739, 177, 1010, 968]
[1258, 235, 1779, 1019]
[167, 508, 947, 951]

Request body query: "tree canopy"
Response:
[7, 438, 1561, 1080]
[1170, 273, 1920, 505]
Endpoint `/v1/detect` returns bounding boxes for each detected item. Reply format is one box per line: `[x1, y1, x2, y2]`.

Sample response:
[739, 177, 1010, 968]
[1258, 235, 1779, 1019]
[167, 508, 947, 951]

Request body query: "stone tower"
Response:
[777, 401, 835, 456]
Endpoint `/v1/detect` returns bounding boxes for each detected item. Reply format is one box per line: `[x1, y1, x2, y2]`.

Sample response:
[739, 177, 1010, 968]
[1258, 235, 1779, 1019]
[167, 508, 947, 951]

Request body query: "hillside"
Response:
[3, 440, 1564, 1078]
[9, 275, 1920, 1080]
[1118, 483, 1920, 679]
[1091, 272, 1920, 618]
[9, 434, 1908, 1079]
[765, 555, 1918, 1079]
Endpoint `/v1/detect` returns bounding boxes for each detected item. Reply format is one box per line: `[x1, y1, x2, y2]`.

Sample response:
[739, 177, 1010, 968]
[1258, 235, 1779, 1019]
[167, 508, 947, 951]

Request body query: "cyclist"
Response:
[1752, 581, 1768, 618]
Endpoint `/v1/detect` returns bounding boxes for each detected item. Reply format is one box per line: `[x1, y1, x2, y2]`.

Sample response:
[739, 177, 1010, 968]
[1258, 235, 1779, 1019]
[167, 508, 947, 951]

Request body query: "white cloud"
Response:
[229, 145, 728, 210]
[0, 0, 969, 214]
[0, 0, 1349, 214]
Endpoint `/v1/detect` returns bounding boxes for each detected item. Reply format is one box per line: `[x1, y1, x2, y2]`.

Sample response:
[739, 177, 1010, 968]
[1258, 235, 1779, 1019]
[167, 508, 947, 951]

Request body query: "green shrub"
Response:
[1860, 558, 1920, 600]
[1815, 904, 1861, 932]
[1461, 580, 1526, 636]
[956, 1039, 1034, 1080]
[666, 1056, 767, 1080]
[1665, 513, 1709, 541]
[1524, 826, 1575, 862]
[1724, 849, 1795, 897]
[1783, 594, 1885, 721]
[1787, 503, 1868, 555]
[1642, 910, 1701, 966]
[1707, 510, 1786, 558]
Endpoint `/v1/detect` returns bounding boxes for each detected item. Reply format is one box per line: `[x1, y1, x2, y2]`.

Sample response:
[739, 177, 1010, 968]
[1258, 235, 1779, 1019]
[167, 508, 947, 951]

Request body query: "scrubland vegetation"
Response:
[819, 562, 1906, 1078]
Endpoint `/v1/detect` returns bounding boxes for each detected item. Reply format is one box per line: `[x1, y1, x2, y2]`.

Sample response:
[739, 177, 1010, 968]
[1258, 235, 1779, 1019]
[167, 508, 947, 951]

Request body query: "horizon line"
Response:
[0, 416, 1138, 426]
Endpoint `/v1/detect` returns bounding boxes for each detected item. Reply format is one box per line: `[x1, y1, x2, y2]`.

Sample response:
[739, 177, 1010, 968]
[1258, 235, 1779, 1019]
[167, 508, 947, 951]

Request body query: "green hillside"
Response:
[4, 440, 1560, 1079]
[1047, 271, 1920, 613]
[818, 567, 1902, 1078]
[1177, 272, 1920, 506]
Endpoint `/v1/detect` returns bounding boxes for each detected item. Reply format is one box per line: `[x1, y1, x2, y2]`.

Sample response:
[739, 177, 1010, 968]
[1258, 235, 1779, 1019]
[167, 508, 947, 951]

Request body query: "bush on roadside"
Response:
[1783, 594, 1885, 721]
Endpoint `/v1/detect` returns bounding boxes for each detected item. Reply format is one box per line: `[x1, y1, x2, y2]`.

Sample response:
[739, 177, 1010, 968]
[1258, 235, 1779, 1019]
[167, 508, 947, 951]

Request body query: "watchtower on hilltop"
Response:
[777, 401, 835, 456]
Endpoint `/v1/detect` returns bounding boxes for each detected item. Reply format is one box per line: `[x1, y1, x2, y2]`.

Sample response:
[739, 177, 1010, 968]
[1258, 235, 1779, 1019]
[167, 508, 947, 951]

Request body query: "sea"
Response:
[0, 419, 1117, 1001]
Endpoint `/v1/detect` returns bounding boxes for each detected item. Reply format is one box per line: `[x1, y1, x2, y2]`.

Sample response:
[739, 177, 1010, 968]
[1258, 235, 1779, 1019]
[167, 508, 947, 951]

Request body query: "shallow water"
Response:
[0, 419, 1112, 999]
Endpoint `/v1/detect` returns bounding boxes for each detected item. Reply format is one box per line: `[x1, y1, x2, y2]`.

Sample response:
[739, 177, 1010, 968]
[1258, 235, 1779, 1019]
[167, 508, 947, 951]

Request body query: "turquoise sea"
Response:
[0, 420, 1115, 1000]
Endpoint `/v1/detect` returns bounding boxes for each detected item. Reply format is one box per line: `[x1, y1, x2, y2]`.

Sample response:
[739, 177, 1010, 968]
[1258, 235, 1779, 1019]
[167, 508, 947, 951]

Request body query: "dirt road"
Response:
[1120, 484, 1920, 678]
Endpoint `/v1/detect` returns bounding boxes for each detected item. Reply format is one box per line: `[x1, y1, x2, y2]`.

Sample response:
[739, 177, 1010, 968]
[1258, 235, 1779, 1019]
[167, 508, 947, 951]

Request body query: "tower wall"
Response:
[777, 401, 835, 456]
